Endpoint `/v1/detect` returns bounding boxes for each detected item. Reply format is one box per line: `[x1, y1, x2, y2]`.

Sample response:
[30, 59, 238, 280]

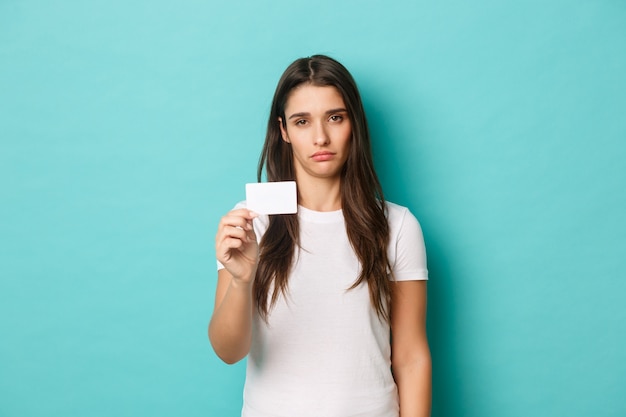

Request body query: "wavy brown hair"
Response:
[255, 55, 392, 322]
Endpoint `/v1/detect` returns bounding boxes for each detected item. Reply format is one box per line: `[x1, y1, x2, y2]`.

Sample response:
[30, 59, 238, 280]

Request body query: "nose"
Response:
[313, 123, 330, 146]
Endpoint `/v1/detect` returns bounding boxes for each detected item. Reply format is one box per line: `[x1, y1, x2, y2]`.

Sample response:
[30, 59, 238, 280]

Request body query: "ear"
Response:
[278, 117, 290, 143]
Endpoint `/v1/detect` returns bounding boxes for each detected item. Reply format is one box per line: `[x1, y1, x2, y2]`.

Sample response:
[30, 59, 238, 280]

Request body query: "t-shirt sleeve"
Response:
[390, 207, 428, 281]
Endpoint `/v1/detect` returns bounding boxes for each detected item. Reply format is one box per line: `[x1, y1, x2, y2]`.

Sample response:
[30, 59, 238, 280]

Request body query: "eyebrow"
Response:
[287, 108, 348, 120]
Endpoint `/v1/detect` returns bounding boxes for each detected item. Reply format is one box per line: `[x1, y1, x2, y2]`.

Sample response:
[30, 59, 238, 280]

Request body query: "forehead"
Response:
[284, 84, 346, 113]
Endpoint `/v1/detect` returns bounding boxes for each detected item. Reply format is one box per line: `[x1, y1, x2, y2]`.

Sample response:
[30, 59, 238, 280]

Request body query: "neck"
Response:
[296, 176, 342, 212]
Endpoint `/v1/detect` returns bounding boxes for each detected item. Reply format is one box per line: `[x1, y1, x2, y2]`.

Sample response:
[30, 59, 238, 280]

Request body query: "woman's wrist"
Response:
[230, 273, 256, 291]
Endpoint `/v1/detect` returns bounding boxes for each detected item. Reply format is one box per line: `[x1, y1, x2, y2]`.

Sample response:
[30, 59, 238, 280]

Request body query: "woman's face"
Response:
[279, 84, 352, 183]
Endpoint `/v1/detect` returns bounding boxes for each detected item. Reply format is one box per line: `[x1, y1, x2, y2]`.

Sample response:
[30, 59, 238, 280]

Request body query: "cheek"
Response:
[341, 125, 352, 146]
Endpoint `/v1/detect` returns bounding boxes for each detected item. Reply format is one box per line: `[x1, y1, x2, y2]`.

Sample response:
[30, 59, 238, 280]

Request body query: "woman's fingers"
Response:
[217, 214, 253, 244]
[215, 209, 259, 268]
[217, 210, 256, 238]
[216, 229, 247, 262]
[219, 209, 257, 228]
[217, 224, 249, 244]
[218, 237, 247, 261]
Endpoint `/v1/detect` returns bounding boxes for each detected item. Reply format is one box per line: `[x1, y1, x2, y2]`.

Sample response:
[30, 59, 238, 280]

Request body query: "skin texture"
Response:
[209, 209, 257, 364]
[391, 280, 432, 417]
[278, 84, 352, 211]
[209, 85, 431, 416]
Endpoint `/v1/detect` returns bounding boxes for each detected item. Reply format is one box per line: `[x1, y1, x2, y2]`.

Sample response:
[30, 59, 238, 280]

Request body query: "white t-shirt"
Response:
[217, 202, 428, 417]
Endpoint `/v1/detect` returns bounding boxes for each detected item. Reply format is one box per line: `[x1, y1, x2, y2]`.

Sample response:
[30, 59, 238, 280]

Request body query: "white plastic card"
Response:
[245, 181, 297, 215]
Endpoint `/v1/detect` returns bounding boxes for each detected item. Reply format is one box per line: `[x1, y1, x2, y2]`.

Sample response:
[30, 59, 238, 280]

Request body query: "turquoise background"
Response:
[1, 1, 625, 416]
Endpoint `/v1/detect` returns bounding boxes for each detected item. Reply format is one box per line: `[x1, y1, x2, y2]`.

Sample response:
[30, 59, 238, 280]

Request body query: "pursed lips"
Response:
[311, 151, 335, 161]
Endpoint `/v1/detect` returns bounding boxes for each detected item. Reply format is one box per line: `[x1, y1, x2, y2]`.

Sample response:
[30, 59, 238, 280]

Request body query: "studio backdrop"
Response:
[1, 1, 624, 416]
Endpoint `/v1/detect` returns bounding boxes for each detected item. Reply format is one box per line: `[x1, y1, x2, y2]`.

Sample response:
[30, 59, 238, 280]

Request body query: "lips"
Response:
[311, 151, 335, 162]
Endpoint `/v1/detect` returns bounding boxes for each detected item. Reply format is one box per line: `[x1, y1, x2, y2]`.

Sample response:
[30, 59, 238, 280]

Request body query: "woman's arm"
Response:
[208, 209, 258, 364]
[391, 280, 431, 417]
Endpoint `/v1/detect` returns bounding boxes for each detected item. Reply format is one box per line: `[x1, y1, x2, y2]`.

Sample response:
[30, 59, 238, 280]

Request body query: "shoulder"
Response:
[384, 201, 408, 219]
[384, 200, 429, 280]
[384, 201, 422, 232]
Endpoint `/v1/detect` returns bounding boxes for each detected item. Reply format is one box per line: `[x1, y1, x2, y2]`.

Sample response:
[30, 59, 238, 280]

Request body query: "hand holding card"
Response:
[245, 181, 297, 215]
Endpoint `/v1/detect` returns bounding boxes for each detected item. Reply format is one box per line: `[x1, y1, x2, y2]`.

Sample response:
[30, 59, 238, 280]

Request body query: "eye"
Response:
[295, 119, 308, 126]
[329, 115, 344, 122]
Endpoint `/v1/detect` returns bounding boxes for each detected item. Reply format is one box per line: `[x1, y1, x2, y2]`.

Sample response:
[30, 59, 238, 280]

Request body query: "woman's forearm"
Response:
[393, 353, 432, 417]
[208, 278, 254, 364]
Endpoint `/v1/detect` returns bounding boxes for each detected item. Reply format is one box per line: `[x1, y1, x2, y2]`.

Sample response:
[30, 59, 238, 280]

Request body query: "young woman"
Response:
[209, 55, 431, 417]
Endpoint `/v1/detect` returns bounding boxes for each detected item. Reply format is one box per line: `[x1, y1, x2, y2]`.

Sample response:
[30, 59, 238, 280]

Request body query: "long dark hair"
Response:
[255, 55, 392, 322]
